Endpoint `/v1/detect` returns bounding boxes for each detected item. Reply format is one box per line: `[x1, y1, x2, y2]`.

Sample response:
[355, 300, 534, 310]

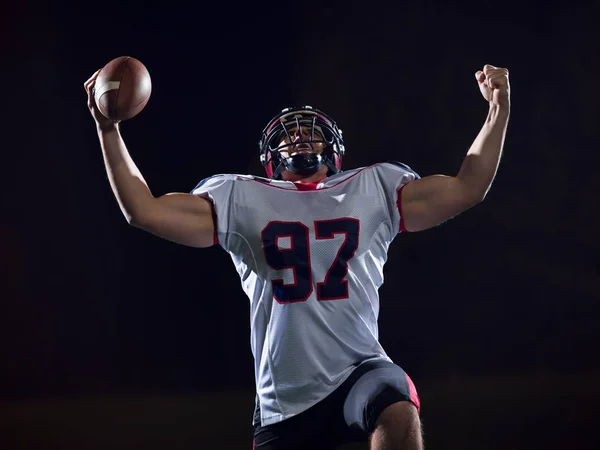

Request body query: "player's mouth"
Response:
[290, 144, 313, 155]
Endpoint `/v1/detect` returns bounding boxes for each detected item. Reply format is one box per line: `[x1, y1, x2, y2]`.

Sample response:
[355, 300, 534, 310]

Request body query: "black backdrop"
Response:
[2, 1, 599, 449]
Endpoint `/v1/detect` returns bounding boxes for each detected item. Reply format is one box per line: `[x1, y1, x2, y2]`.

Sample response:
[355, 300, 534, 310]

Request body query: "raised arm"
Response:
[85, 70, 215, 248]
[400, 64, 510, 232]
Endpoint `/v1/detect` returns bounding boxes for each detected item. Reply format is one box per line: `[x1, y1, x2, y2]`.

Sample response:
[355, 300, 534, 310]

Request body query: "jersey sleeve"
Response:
[190, 174, 235, 248]
[371, 161, 420, 234]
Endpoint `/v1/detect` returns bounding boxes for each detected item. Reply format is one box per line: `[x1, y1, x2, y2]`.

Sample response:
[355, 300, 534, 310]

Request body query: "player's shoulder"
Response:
[333, 161, 419, 179]
[368, 160, 420, 179]
[191, 174, 233, 193]
[190, 173, 268, 194]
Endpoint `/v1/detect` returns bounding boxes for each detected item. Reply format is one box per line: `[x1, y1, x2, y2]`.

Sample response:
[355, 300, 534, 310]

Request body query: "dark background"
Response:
[1, 1, 599, 449]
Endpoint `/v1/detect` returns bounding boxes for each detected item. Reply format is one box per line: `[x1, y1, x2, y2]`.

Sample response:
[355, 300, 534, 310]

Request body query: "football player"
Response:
[84, 64, 510, 450]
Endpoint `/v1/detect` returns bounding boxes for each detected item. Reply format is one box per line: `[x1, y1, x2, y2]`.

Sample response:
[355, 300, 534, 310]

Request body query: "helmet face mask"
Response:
[259, 106, 345, 180]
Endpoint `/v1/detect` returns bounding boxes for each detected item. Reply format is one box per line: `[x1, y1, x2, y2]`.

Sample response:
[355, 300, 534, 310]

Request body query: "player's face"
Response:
[276, 126, 329, 182]
[276, 126, 327, 158]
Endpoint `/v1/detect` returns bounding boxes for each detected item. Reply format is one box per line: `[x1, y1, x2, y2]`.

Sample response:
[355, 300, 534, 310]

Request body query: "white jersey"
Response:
[191, 161, 419, 426]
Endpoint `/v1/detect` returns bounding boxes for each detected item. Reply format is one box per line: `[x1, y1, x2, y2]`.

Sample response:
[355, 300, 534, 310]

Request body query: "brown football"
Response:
[94, 56, 152, 121]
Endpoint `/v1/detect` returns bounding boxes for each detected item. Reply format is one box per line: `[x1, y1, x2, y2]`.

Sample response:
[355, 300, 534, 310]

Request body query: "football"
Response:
[94, 56, 152, 121]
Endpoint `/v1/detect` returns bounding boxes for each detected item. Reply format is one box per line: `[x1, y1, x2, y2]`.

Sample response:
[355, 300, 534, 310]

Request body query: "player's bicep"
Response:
[400, 175, 480, 232]
[133, 193, 217, 248]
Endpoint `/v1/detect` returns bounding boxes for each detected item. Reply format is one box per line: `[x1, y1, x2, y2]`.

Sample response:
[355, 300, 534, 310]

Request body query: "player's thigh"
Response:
[252, 402, 338, 449]
[342, 359, 421, 438]
[371, 400, 422, 449]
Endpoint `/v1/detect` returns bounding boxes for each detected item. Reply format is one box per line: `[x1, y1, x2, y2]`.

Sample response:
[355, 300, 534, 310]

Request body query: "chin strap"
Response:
[324, 157, 340, 176]
[272, 162, 285, 180]
[272, 151, 340, 180]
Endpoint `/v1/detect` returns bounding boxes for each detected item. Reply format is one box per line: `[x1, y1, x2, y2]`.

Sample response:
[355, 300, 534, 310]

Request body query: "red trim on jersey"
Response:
[397, 184, 409, 233]
[405, 372, 421, 415]
[209, 200, 219, 245]
[250, 168, 369, 191]
[292, 179, 325, 191]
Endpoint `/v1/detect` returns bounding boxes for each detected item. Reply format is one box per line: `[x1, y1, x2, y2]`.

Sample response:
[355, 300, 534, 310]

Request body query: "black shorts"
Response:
[252, 359, 420, 449]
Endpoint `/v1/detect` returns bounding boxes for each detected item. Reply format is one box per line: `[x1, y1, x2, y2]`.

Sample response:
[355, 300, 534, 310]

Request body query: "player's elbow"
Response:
[125, 208, 150, 229]
[451, 193, 483, 219]
[455, 174, 494, 206]
[127, 213, 142, 227]
[457, 180, 488, 207]
[471, 186, 491, 205]
[124, 198, 161, 229]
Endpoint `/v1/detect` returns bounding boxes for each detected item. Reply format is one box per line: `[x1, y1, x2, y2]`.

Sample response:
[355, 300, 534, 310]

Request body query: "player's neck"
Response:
[283, 167, 328, 183]
[294, 173, 326, 183]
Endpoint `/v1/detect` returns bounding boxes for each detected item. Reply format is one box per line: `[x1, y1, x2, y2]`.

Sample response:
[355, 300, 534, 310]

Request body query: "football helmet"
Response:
[259, 106, 345, 179]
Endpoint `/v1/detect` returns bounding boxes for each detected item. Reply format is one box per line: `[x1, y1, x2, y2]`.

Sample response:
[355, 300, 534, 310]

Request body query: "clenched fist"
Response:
[476, 65, 510, 109]
[84, 69, 120, 131]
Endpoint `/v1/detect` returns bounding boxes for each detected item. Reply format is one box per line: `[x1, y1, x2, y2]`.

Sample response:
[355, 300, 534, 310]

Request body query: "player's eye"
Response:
[271, 121, 330, 150]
